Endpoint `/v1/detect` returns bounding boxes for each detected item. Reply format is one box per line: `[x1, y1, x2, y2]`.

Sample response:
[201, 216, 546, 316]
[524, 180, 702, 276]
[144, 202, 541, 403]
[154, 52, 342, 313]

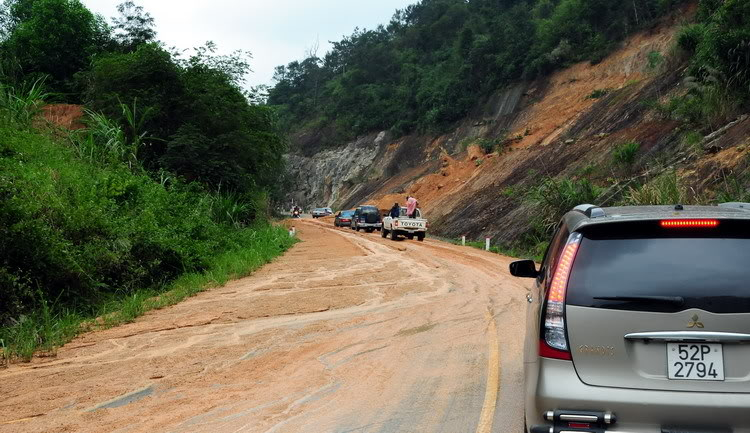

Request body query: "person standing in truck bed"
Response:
[390, 203, 401, 219]
[406, 195, 418, 218]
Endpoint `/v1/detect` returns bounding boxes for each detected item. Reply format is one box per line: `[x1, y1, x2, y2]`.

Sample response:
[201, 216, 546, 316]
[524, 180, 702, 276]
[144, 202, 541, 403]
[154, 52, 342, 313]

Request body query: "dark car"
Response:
[510, 203, 750, 433]
[351, 205, 382, 232]
[335, 210, 355, 227]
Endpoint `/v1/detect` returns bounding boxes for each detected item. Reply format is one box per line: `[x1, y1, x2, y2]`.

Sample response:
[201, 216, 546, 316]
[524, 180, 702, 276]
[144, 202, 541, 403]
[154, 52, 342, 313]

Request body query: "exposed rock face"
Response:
[282, 83, 529, 212]
[284, 132, 389, 209]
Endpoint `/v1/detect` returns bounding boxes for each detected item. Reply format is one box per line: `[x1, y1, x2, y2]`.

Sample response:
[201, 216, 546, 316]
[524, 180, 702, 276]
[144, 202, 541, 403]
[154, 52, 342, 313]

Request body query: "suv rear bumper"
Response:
[357, 222, 382, 228]
[527, 358, 750, 432]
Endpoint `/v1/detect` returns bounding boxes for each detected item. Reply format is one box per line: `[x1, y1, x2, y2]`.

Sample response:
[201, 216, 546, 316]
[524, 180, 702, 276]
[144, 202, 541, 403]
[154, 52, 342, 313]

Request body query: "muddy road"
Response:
[0, 220, 531, 433]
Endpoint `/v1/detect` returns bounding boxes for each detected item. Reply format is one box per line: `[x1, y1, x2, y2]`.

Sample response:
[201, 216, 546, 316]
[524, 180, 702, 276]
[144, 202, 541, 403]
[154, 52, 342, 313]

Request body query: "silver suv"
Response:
[510, 203, 750, 433]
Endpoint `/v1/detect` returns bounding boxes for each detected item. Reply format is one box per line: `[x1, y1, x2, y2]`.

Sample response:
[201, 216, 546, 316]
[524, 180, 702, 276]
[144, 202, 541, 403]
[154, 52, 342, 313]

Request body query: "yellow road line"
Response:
[0, 414, 43, 425]
[475, 311, 501, 433]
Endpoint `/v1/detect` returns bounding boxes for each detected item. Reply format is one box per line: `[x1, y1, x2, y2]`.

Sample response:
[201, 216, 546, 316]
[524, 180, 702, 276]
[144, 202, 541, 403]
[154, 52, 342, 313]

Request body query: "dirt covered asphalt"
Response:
[0, 219, 531, 433]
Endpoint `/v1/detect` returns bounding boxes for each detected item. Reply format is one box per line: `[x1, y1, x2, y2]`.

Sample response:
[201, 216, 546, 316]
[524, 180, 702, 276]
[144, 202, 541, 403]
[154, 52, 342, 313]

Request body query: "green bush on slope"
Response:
[0, 92, 295, 360]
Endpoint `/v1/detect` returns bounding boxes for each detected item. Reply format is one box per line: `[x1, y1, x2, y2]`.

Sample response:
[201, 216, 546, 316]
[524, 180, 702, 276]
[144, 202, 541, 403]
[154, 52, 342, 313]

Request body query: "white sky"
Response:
[80, 0, 415, 86]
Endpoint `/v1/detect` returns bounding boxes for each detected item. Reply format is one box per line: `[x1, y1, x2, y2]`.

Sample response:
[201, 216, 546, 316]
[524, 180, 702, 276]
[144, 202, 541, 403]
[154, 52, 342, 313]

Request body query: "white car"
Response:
[381, 207, 427, 241]
[312, 207, 333, 218]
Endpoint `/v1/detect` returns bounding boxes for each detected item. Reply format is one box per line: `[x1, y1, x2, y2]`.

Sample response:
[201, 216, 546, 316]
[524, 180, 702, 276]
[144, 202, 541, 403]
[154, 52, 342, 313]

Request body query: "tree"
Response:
[83, 42, 286, 194]
[112, 0, 156, 52]
[1, 0, 109, 92]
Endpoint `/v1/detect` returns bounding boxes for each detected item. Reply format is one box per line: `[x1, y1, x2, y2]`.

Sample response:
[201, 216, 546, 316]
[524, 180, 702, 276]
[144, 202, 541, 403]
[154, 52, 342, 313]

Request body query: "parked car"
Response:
[382, 207, 427, 241]
[510, 203, 750, 433]
[312, 207, 333, 218]
[334, 210, 355, 227]
[351, 205, 382, 232]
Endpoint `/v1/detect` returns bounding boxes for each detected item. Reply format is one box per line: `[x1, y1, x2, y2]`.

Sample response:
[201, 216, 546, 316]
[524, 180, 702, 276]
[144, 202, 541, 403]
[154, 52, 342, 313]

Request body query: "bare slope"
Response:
[286, 4, 748, 243]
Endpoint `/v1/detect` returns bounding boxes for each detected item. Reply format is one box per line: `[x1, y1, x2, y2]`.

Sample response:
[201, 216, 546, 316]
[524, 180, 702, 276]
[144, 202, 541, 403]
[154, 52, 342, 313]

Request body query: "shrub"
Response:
[0, 93, 294, 357]
[587, 88, 611, 99]
[647, 50, 664, 70]
[664, 83, 738, 130]
[612, 141, 640, 166]
[681, 130, 703, 153]
[622, 170, 697, 205]
[529, 177, 603, 235]
[476, 137, 502, 154]
[676, 24, 705, 53]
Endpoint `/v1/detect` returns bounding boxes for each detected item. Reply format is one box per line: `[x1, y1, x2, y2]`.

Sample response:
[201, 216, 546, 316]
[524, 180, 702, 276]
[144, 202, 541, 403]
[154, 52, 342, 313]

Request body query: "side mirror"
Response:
[509, 260, 539, 278]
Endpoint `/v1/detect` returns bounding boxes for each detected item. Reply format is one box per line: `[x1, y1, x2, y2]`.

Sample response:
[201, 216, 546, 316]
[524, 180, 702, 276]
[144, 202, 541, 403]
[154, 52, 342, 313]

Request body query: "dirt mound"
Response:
[40, 104, 85, 130]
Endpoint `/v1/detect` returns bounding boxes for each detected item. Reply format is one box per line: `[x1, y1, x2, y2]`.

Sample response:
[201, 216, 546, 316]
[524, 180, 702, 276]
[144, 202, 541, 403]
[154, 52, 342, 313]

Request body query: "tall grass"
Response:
[0, 77, 48, 126]
[0, 82, 297, 362]
[612, 141, 640, 166]
[622, 170, 700, 205]
[528, 177, 603, 235]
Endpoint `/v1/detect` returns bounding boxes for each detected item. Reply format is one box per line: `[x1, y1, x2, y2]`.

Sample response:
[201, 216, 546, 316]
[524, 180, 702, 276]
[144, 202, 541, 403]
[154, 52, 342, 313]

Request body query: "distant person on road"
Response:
[406, 195, 418, 218]
[389, 203, 401, 219]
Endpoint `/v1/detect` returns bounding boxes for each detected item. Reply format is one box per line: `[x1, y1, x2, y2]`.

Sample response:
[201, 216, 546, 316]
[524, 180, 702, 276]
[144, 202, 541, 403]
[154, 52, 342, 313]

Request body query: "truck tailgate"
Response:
[395, 219, 426, 230]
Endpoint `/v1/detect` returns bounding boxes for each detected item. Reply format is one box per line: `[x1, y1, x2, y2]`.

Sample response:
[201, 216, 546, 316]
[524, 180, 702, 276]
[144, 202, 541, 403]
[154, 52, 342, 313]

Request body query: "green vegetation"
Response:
[0, 96, 295, 360]
[612, 141, 640, 166]
[444, 237, 544, 263]
[529, 177, 603, 235]
[622, 170, 694, 205]
[587, 88, 611, 99]
[647, 50, 664, 70]
[681, 130, 703, 153]
[661, 0, 750, 130]
[269, 0, 685, 141]
[477, 137, 498, 154]
[0, 1, 295, 360]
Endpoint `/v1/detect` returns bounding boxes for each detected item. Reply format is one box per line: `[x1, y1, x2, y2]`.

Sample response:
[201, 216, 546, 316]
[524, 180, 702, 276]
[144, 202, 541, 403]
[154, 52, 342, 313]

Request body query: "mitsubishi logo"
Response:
[687, 314, 704, 329]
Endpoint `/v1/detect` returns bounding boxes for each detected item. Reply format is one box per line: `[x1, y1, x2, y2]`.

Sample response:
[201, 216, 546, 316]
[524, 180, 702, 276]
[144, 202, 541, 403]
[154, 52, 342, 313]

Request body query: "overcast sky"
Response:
[79, 0, 415, 87]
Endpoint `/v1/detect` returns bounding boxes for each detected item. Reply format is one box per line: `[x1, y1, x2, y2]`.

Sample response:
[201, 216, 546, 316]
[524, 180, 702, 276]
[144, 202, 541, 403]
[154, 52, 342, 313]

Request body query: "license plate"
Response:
[666, 343, 724, 381]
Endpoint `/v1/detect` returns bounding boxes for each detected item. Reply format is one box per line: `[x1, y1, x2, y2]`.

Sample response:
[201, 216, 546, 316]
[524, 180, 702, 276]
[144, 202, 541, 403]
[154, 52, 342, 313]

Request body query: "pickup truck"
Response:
[381, 207, 427, 241]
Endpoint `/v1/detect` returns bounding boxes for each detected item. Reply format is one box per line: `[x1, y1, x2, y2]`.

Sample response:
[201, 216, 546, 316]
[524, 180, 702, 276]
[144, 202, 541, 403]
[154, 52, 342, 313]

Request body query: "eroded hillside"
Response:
[286, 3, 749, 245]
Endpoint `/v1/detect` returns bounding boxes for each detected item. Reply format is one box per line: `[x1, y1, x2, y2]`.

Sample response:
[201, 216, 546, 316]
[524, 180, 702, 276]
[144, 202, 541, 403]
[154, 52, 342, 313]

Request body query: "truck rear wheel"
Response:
[381, 229, 387, 238]
[390, 229, 398, 240]
[417, 233, 425, 242]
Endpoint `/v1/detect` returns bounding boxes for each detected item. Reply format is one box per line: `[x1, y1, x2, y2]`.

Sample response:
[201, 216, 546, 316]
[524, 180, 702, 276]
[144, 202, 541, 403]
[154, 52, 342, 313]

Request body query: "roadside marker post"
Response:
[485, 237, 491, 251]
[462, 235, 466, 246]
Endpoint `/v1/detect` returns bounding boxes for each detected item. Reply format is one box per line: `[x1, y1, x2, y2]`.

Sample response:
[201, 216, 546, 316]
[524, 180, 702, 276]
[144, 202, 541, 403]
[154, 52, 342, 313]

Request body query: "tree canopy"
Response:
[268, 0, 686, 141]
[0, 0, 287, 197]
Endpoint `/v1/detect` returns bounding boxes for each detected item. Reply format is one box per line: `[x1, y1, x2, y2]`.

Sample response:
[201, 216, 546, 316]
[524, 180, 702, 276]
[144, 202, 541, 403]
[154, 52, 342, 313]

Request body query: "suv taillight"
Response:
[540, 232, 582, 360]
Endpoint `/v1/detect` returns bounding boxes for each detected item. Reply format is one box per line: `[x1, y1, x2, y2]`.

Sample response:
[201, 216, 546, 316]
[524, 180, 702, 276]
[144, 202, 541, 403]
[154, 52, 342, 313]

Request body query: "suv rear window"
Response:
[567, 221, 750, 313]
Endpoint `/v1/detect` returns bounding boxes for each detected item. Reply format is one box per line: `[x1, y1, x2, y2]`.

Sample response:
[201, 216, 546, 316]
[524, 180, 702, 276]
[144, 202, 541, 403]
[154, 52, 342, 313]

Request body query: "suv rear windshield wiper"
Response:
[593, 295, 684, 305]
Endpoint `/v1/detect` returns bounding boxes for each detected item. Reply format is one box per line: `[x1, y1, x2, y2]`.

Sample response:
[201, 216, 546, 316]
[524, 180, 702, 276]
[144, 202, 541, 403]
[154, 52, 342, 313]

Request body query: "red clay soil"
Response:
[40, 104, 86, 130]
[369, 8, 688, 219]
